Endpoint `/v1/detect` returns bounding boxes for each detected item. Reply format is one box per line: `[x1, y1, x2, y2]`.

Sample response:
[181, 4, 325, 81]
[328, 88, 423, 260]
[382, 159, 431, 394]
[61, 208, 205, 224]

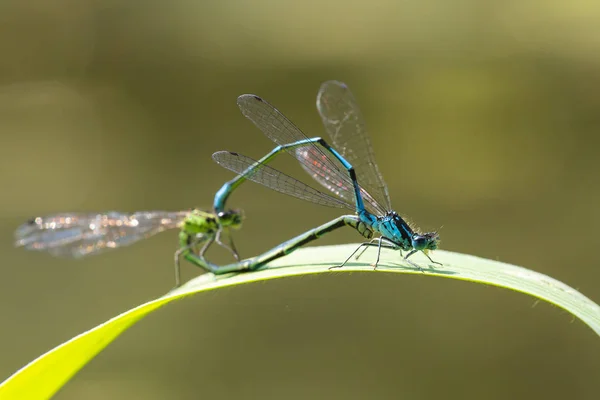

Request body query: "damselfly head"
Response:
[411, 231, 440, 251]
[218, 209, 244, 230]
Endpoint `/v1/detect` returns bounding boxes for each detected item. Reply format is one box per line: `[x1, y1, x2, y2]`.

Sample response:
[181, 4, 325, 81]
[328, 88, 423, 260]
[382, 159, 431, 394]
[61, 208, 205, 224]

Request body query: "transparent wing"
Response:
[212, 151, 353, 210]
[316, 80, 392, 212]
[237, 94, 385, 215]
[14, 211, 189, 258]
[296, 145, 389, 215]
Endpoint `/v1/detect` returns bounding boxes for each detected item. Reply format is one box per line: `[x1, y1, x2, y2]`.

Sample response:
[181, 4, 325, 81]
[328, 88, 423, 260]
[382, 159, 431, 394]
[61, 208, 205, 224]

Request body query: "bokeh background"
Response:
[1, 0, 599, 399]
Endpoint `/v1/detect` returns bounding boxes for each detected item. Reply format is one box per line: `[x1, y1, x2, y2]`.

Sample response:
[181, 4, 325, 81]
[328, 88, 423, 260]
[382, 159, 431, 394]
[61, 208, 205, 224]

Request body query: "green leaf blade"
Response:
[1, 245, 598, 399]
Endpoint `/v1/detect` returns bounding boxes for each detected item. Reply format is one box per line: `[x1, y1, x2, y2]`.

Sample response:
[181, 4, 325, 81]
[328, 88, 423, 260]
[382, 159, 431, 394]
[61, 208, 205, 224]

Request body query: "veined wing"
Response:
[296, 145, 389, 216]
[14, 211, 189, 258]
[237, 94, 384, 215]
[212, 151, 353, 210]
[316, 80, 392, 212]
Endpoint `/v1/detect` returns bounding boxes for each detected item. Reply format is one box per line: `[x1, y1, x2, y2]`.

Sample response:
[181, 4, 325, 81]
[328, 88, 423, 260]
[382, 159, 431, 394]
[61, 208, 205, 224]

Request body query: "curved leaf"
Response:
[1, 245, 598, 399]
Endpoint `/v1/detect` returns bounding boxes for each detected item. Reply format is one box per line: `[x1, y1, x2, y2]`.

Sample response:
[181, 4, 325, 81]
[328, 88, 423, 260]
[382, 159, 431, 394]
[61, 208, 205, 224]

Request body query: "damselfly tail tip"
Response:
[217, 209, 244, 230]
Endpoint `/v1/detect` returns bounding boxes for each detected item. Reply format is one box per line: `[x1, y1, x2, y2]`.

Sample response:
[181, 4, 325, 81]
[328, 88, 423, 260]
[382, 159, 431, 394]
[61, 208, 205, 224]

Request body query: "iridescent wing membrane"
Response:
[14, 211, 189, 258]
[212, 151, 352, 210]
[311, 80, 391, 214]
[296, 145, 387, 216]
[236, 95, 356, 205]
[235, 92, 390, 215]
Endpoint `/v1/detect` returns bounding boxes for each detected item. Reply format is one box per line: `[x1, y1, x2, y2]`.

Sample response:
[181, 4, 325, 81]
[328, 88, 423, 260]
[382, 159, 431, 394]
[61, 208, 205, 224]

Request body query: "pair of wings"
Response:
[14, 211, 191, 258]
[213, 80, 391, 217]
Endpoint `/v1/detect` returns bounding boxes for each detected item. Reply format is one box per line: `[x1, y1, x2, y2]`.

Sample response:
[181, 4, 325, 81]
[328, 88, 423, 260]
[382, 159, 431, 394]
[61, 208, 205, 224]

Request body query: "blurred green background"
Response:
[1, 0, 599, 399]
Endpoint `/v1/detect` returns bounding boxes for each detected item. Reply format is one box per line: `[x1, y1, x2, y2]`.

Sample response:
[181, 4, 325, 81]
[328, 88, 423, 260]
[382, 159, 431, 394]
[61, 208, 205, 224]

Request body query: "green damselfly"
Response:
[15, 206, 243, 287]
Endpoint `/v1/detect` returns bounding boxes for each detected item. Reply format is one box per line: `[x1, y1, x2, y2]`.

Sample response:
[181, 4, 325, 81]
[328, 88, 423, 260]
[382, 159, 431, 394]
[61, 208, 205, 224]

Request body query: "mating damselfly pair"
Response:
[15, 81, 441, 287]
